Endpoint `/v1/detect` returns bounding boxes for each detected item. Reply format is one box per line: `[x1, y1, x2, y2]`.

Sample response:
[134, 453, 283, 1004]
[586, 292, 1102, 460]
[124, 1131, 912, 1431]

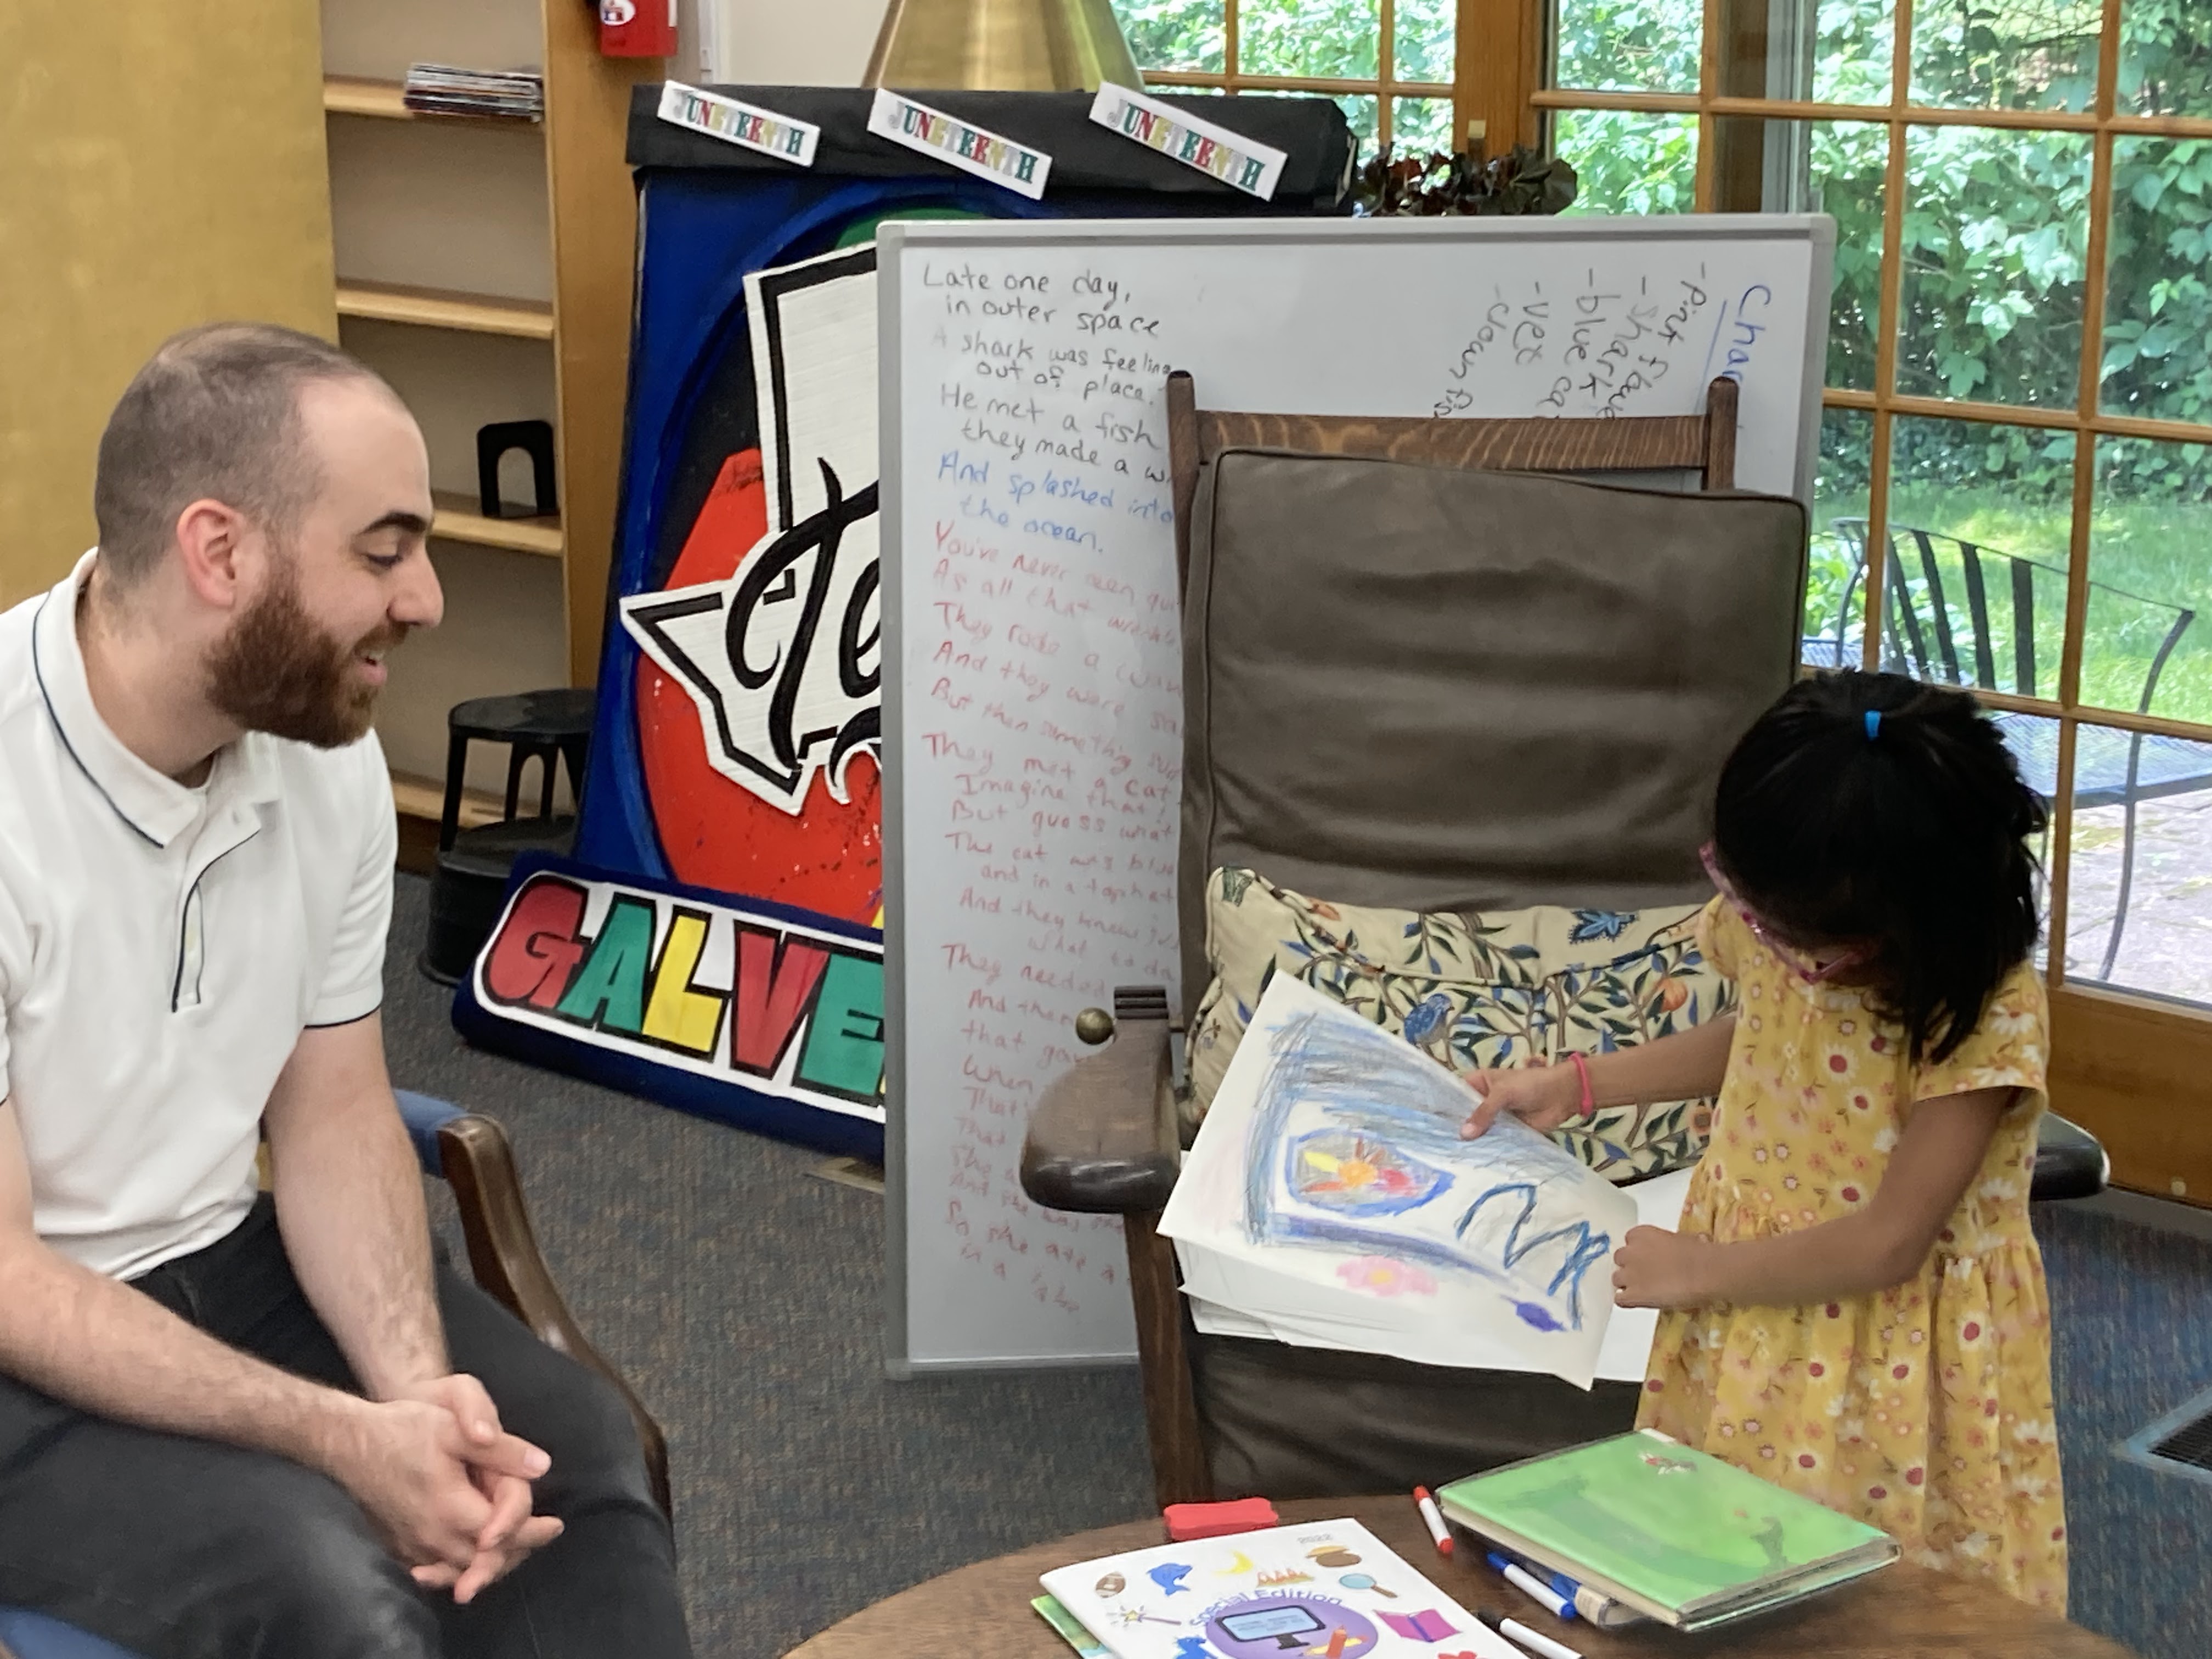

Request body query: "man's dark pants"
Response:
[0, 1197, 692, 1658]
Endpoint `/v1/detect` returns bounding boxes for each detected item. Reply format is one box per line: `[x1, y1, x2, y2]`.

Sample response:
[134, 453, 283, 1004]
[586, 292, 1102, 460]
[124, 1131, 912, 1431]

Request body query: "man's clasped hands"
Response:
[332, 1373, 562, 1605]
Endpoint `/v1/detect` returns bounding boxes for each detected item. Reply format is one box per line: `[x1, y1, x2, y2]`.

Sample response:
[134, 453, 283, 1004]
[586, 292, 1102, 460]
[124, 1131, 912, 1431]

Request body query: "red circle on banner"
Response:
[634, 448, 883, 926]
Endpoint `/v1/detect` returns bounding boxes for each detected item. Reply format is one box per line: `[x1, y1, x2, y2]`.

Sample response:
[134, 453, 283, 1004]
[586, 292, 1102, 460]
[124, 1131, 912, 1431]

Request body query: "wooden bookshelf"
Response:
[336, 279, 554, 339]
[431, 492, 563, 558]
[320, 3, 656, 827]
[541, 0, 662, 685]
[322, 74, 542, 127]
[390, 772, 506, 875]
[323, 75, 413, 119]
[391, 772, 504, 830]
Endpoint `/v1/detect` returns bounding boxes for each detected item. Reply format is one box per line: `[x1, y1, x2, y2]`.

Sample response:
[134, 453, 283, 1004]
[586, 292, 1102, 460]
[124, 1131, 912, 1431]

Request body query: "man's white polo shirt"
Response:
[0, 554, 394, 1279]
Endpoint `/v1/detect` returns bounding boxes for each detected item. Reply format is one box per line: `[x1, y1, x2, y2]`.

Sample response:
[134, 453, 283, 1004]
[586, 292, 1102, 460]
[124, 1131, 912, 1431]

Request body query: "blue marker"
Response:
[1485, 1552, 1576, 1621]
[1486, 1549, 1581, 1602]
[1483, 1550, 1638, 1627]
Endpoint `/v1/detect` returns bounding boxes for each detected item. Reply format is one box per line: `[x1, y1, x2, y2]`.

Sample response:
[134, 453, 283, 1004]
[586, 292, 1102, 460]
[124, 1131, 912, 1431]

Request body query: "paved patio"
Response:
[2059, 787, 2212, 1006]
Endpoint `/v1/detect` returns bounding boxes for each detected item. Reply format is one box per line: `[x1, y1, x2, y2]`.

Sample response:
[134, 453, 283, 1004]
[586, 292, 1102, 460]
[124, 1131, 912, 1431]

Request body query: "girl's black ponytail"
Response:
[1711, 670, 2046, 1064]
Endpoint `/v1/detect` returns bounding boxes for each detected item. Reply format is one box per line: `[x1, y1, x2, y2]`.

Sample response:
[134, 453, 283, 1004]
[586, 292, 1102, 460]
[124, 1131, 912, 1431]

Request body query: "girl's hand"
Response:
[1612, 1225, 1717, 1309]
[1460, 1063, 1582, 1139]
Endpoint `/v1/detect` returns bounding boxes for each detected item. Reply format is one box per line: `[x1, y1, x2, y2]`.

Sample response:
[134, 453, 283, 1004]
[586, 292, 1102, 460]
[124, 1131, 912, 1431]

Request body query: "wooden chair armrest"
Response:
[436, 1115, 673, 1519]
[1020, 1006, 1178, 1214]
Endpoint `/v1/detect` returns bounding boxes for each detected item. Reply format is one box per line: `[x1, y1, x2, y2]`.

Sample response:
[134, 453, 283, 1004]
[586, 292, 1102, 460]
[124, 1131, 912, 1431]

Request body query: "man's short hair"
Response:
[92, 323, 391, 586]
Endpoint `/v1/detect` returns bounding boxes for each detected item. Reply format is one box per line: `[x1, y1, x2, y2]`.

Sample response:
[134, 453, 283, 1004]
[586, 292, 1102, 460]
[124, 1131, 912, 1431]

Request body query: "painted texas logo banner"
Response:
[618, 244, 884, 928]
[459, 244, 886, 1153]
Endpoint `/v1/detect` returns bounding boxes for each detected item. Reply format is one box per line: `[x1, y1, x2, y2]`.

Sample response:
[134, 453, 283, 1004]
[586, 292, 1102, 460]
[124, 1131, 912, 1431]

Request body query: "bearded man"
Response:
[0, 324, 692, 1658]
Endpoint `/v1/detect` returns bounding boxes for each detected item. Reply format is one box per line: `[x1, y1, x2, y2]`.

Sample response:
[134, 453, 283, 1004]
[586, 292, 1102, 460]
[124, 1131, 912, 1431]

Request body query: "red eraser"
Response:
[1164, 1497, 1279, 1541]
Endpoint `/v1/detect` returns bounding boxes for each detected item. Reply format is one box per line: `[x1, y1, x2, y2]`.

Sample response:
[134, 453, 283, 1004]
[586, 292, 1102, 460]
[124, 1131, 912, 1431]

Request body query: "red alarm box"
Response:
[597, 0, 676, 57]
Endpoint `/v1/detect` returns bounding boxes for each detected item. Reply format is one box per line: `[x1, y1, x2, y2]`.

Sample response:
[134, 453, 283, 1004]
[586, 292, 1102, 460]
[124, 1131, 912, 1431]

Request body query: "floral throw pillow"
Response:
[1188, 868, 1733, 1182]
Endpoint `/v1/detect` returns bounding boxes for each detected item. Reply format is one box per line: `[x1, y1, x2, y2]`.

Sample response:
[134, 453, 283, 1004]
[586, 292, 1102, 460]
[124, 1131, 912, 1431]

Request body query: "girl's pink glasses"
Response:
[1699, 842, 1866, 985]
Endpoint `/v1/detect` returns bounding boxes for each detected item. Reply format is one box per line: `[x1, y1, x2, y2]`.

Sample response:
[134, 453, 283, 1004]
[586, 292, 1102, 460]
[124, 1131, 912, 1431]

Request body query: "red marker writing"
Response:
[1412, 1486, 1453, 1556]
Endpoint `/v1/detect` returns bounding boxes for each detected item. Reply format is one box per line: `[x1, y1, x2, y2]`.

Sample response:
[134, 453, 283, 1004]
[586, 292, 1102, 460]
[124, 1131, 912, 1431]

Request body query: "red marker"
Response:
[1412, 1486, 1453, 1556]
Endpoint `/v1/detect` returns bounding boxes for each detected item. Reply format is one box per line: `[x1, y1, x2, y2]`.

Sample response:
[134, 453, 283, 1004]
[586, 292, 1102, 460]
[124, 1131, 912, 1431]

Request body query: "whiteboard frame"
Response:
[878, 213, 1836, 1375]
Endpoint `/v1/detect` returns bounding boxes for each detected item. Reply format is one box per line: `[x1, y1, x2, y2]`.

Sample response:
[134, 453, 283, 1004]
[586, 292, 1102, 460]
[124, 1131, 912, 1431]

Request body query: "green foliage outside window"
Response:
[1108, 0, 2212, 507]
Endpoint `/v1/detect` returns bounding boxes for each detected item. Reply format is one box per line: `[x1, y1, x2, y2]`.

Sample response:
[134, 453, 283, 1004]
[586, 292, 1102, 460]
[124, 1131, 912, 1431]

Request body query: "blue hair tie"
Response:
[1865, 710, 1883, 740]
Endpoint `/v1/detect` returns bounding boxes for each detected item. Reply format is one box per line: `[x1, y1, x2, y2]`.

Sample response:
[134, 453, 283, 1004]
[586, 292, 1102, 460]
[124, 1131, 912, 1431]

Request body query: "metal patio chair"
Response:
[1810, 517, 2212, 983]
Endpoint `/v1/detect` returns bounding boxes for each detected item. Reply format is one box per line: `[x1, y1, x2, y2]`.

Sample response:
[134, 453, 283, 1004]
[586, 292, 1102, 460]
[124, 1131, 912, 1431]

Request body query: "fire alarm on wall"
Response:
[597, 0, 675, 56]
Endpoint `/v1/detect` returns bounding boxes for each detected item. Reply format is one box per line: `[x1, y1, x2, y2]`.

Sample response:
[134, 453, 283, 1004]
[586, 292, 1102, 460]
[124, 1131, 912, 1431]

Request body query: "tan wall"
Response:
[0, 2, 336, 609]
[699, 0, 882, 82]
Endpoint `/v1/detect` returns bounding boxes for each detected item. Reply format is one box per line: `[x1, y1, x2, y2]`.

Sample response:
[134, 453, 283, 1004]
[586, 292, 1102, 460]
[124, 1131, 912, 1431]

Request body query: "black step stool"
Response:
[420, 688, 596, 985]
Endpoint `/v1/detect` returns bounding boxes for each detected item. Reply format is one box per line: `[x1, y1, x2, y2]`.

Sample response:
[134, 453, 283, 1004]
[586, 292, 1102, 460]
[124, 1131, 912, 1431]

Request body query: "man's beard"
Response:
[205, 563, 404, 749]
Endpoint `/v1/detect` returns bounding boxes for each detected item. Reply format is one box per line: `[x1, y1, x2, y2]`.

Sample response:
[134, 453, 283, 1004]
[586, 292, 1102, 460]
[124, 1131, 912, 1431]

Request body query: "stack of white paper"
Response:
[1160, 976, 1692, 1389]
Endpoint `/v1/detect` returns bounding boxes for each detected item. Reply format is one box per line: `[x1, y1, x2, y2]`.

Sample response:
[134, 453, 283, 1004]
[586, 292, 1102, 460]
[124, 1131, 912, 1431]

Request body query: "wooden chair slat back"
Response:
[1166, 372, 1741, 589]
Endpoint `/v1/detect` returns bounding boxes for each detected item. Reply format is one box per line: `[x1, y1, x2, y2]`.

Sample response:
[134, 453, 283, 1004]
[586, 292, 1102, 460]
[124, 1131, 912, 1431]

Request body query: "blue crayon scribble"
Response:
[1239, 1000, 1614, 1331]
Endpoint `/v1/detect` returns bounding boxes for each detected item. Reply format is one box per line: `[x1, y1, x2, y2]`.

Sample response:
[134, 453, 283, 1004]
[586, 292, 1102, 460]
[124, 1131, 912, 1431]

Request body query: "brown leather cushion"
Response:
[1179, 451, 1808, 1018]
[1192, 1333, 1644, 1497]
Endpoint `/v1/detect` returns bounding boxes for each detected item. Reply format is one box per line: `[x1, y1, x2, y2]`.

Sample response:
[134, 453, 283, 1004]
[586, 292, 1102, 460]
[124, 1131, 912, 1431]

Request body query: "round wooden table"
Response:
[787, 1496, 2133, 1658]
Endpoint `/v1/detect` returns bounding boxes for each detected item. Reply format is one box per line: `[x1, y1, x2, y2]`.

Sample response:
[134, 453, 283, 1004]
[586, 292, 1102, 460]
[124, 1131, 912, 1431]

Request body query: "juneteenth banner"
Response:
[454, 858, 887, 1156]
[1087, 83, 1287, 200]
[656, 81, 820, 167]
[866, 88, 1051, 200]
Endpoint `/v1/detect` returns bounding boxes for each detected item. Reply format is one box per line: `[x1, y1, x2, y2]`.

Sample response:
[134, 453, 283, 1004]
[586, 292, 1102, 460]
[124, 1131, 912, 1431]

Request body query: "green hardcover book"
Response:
[1032, 1593, 1110, 1657]
[1436, 1429, 1899, 1632]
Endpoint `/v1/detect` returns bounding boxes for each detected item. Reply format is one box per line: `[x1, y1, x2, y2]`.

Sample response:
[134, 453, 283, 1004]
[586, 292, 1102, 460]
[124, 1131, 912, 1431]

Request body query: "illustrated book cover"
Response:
[1437, 1429, 1898, 1630]
[1039, 1518, 1518, 1659]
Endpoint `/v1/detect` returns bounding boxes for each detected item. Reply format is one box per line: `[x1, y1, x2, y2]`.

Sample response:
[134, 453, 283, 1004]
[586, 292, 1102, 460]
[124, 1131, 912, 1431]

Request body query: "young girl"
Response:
[1465, 669, 2064, 1610]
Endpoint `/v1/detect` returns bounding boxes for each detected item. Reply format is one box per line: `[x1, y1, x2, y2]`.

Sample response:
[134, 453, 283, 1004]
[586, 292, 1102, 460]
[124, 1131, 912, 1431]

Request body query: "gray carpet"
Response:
[386, 873, 2212, 1658]
[2039, 1202, 2212, 1659]
[384, 874, 1153, 1658]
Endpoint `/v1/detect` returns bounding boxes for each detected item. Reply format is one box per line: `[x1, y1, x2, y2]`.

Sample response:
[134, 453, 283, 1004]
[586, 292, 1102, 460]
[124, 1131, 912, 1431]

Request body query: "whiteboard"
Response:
[881, 214, 1834, 1370]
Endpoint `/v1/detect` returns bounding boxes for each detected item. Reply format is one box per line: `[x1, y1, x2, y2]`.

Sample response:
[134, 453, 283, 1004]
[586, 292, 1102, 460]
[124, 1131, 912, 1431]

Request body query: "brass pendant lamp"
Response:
[864, 0, 1143, 92]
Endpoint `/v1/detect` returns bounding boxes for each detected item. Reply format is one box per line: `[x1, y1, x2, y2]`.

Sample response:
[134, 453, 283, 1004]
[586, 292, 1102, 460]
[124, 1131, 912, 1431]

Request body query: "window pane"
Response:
[1896, 126, 2091, 409]
[1111, 0, 1226, 72]
[1396, 0, 1454, 83]
[1816, 122, 1886, 391]
[1240, 0, 1377, 78]
[1719, 0, 1893, 103]
[2062, 719, 2212, 1003]
[2118, 0, 2212, 115]
[2083, 437, 2212, 724]
[1993, 710, 2057, 972]
[2100, 137, 2212, 426]
[1391, 96, 1455, 154]
[1909, 0, 2100, 112]
[1882, 415, 2075, 697]
[1553, 0, 1701, 92]
[1805, 407, 1875, 670]
[1553, 110, 1699, 213]
[1712, 119, 1885, 389]
[1814, 0, 1896, 104]
[1343, 93, 1380, 154]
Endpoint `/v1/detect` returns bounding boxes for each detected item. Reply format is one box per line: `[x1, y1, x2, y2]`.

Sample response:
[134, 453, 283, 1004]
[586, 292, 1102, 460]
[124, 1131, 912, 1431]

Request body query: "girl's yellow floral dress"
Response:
[1638, 898, 2067, 1610]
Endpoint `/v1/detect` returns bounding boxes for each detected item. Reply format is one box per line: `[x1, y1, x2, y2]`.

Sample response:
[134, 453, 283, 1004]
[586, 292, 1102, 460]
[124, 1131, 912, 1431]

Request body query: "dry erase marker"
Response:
[1488, 1545, 1581, 1602]
[1411, 1486, 1453, 1556]
[1486, 1553, 1576, 1621]
[1477, 1609, 1583, 1659]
